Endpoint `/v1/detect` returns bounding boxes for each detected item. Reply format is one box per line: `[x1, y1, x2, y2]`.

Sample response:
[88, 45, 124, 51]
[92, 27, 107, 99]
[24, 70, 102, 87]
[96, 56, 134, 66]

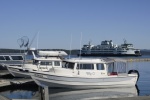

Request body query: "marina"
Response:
[1, 0, 150, 100]
[0, 55, 150, 99]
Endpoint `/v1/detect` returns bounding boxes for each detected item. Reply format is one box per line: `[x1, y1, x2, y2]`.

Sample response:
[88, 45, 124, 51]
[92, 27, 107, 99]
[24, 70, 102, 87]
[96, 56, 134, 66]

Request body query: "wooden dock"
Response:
[0, 78, 34, 87]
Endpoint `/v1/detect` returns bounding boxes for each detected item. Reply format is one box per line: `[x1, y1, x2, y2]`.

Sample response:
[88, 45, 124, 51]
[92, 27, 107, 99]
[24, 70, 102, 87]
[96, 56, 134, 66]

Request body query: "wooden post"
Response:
[39, 86, 49, 100]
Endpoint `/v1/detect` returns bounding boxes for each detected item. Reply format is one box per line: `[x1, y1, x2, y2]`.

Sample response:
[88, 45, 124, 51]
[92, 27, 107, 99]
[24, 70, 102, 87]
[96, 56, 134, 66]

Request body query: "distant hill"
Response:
[0, 49, 149, 55]
[140, 49, 150, 55]
[0, 48, 79, 55]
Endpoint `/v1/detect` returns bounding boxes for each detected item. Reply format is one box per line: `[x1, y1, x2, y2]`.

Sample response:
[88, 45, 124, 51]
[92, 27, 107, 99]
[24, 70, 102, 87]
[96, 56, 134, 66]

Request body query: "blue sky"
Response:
[0, 0, 150, 49]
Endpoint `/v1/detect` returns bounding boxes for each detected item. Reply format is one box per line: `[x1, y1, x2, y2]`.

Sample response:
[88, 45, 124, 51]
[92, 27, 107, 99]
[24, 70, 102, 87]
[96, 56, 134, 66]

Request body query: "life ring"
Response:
[128, 70, 140, 81]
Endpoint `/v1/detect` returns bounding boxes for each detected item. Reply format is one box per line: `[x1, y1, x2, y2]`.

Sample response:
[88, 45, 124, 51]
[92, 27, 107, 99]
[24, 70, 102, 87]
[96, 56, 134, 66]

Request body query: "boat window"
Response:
[33, 60, 39, 64]
[107, 63, 115, 73]
[62, 61, 66, 68]
[0, 56, 5, 60]
[4, 56, 11, 60]
[97, 64, 105, 70]
[77, 64, 94, 70]
[41, 62, 52, 65]
[62, 62, 74, 69]
[11, 56, 23, 60]
[67, 63, 74, 69]
[54, 61, 60, 66]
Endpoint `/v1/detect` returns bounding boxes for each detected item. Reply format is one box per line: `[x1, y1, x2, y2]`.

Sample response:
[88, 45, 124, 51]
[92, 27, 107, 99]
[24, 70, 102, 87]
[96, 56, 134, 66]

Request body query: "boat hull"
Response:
[7, 66, 31, 78]
[30, 72, 138, 89]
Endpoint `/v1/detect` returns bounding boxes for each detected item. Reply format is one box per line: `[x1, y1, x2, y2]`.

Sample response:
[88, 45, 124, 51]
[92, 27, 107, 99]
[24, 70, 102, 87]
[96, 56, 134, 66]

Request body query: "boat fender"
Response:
[128, 70, 140, 81]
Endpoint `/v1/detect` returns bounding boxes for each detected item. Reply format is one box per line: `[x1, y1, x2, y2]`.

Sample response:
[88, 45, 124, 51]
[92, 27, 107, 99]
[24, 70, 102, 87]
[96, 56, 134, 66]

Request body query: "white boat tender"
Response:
[7, 50, 67, 78]
[38, 51, 67, 57]
[30, 57, 139, 89]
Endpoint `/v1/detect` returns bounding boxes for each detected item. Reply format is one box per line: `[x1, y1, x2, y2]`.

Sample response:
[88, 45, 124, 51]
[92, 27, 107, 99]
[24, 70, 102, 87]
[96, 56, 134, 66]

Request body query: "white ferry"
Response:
[79, 40, 141, 56]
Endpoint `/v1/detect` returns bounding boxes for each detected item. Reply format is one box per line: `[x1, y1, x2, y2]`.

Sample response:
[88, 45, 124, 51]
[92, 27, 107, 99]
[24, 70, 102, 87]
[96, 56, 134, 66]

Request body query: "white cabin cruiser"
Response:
[30, 57, 139, 89]
[7, 51, 67, 78]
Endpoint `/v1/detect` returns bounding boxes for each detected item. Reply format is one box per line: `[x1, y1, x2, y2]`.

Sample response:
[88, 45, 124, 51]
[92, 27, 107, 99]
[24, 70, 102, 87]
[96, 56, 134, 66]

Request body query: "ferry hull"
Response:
[79, 53, 142, 57]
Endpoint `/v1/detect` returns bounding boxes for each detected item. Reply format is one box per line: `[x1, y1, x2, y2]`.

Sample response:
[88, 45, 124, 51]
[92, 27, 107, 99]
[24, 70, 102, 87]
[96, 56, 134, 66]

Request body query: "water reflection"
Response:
[48, 86, 139, 100]
[0, 84, 38, 99]
[0, 85, 139, 100]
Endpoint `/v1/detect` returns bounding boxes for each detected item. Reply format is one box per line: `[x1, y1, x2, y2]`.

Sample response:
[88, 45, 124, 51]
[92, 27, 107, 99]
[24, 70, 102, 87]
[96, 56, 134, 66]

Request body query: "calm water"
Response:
[0, 56, 150, 99]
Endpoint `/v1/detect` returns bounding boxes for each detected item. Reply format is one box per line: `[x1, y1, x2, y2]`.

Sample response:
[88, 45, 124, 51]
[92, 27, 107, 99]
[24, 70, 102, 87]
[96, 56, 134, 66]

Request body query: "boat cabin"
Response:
[31, 57, 62, 71]
[61, 58, 128, 77]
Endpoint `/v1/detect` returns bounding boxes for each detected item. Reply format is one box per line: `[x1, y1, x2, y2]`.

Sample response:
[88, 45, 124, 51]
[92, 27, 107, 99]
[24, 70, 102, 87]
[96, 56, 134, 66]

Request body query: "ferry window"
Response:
[54, 61, 60, 66]
[0, 56, 5, 60]
[97, 64, 104, 70]
[77, 64, 94, 70]
[4, 56, 11, 60]
[41, 62, 52, 65]
[11, 56, 23, 60]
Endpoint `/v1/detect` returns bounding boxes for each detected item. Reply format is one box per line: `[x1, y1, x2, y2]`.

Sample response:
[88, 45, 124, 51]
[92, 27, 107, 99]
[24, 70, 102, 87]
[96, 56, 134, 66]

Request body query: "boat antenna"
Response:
[28, 32, 38, 50]
[79, 32, 82, 58]
[89, 39, 92, 46]
[37, 31, 39, 54]
[123, 38, 127, 44]
[69, 33, 72, 59]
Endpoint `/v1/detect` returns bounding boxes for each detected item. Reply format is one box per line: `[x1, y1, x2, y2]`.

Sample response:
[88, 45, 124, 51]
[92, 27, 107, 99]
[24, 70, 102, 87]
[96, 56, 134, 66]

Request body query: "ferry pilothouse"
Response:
[79, 40, 141, 56]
